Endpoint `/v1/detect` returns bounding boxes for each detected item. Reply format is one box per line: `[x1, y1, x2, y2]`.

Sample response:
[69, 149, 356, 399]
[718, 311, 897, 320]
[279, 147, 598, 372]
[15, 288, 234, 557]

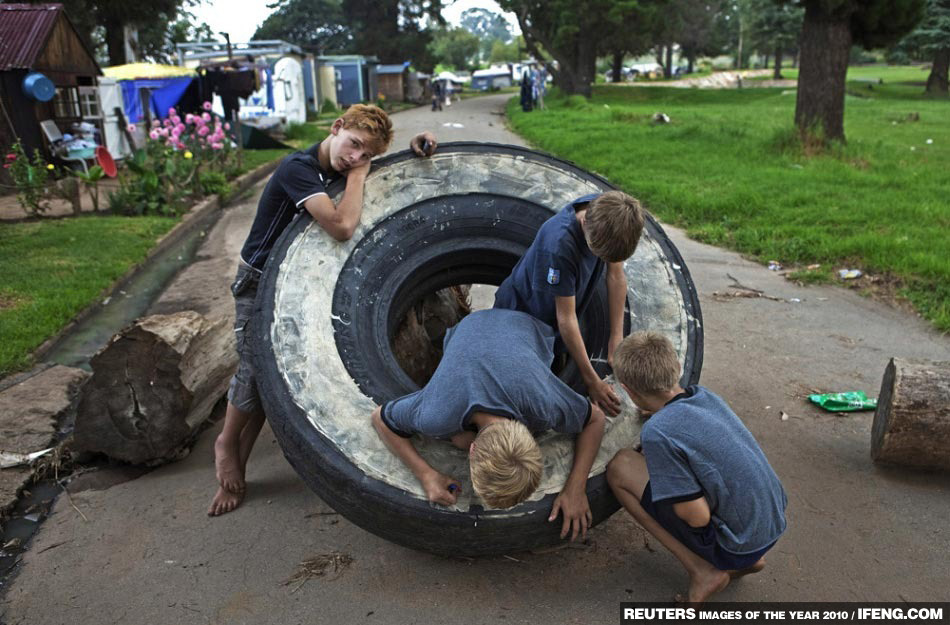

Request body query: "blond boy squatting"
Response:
[493, 191, 644, 418]
[607, 331, 788, 603]
[372, 308, 607, 540]
[209, 105, 437, 516]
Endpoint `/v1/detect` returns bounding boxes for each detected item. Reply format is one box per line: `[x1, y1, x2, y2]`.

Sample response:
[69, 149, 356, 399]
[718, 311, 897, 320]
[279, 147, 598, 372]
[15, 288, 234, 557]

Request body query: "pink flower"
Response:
[151, 119, 160, 128]
[159, 128, 169, 137]
[185, 113, 195, 124]
[127, 123, 136, 133]
[224, 122, 231, 130]
[175, 141, 186, 150]
[198, 125, 210, 137]
[211, 142, 224, 150]
[149, 129, 161, 140]
[201, 112, 211, 122]
[3, 163, 10, 169]
[202, 101, 212, 111]
[175, 123, 186, 134]
[171, 127, 182, 138]
[171, 115, 181, 125]
[5, 153, 16, 160]
[193, 116, 205, 127]
[163, 119, 173, 128]
[168, 107, 176, 116]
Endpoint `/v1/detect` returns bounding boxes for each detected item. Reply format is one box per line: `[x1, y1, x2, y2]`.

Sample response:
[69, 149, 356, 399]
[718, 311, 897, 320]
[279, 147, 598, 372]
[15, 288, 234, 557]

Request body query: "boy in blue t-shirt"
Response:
[606, 331, 788, 604]
[493, 190, 644, 417]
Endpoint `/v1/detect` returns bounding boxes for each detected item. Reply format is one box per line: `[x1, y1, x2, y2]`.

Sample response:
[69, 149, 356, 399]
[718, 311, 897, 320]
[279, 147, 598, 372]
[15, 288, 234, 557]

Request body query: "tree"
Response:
[746, 0, 803, 78]
[253, 0, 352, 54]
[137, 5, 215, 64]
[488, 37, 523, 63]
[459, 7, 514, 61]
[428, 27, 481, 71]
[895, 0, 950, 95]
[599, 0, 660, 81]
[676, 0, 729, 74]
[789, 0, 925, 142]
[342, 0, 444, 70]
[38, 0, 191, 65]
[497, 0, 639, 96]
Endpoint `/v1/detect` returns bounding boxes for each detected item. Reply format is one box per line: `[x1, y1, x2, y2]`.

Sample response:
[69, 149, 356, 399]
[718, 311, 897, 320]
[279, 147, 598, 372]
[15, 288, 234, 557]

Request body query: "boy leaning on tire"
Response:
[209, 104, 438, 517]
[371, 308, 607, 542]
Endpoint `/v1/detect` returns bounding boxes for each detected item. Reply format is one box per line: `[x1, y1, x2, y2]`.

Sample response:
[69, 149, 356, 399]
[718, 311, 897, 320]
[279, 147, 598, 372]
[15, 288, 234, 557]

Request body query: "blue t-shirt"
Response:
[641, 386, 788, 554]
[381, 309, 591, 440]
[240, 142, 339, 270]
[493, 194, 605, 330]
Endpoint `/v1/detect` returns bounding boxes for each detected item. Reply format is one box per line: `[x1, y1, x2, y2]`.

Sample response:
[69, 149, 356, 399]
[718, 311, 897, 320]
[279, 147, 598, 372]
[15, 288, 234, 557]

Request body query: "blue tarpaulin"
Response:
[119, 76, 194, 123]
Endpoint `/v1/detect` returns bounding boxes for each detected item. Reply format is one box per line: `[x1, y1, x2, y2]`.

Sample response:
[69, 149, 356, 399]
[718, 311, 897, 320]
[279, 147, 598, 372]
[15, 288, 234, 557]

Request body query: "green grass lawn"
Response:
[507, 73, 950, 330]
[0, 216, 179, 375]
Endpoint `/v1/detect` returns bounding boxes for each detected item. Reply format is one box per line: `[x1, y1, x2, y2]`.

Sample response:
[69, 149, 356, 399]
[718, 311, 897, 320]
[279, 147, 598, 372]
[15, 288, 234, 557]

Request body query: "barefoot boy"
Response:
[493, 191, 644, 417]
[209, 104, 437, 516]
[606, 331, 787, 603]
[372, 308, 606, 541]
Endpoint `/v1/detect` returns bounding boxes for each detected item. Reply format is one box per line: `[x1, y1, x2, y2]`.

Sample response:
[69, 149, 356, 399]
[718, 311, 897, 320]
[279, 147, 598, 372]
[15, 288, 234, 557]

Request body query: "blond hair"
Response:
[584, 190, 645, 262]
[339, 104, 393, 154]
[469, 420, 542, 509]
[612, 331, 681, 394]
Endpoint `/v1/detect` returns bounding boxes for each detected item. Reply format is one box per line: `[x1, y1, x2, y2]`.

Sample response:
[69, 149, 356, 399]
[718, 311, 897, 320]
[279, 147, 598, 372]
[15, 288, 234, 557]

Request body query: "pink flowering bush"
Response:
[109, 101, 240, 216]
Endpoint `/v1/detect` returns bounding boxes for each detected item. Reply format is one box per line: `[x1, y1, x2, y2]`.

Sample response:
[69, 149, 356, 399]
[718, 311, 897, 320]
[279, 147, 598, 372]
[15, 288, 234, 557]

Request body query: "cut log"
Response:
[391, 285, 471, 387]
[74, 311, 236, 465]
[871, 358, 950, 471]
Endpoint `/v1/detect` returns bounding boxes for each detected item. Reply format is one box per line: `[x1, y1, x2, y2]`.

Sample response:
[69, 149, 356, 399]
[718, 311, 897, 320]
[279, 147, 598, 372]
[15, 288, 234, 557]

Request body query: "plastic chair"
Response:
[39, 119, 91, 174]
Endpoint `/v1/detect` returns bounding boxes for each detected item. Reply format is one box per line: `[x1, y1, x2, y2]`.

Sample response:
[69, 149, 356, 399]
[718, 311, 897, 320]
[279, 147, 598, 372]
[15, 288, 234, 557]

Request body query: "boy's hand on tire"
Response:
[421, 470, 460, 506]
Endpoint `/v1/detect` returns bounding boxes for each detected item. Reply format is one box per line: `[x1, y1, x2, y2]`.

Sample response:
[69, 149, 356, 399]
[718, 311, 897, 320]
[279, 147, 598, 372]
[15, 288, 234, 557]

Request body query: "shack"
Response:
[0, 3, 101, 163]
[320, 55, 378, 106]
[377, 62, 410, 102]
[471, 66, 512, 91]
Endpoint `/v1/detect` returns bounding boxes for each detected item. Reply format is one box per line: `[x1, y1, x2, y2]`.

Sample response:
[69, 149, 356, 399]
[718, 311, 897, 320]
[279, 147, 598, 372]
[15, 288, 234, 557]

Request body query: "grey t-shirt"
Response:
[382, 309, 591, 440]
[642, 386, 788, 554]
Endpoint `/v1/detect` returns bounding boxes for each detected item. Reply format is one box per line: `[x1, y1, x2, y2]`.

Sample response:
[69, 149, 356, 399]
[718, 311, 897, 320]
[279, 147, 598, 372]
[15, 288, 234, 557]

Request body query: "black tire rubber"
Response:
[251, 142, 702, 556]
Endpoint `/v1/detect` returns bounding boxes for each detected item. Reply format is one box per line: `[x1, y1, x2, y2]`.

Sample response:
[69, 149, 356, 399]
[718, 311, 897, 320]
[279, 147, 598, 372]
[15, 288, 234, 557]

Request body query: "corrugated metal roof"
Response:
[0, 4, 62, 71]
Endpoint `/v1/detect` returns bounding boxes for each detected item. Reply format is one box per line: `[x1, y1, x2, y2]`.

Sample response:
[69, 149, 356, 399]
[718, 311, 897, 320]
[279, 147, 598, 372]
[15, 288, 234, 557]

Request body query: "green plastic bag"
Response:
[808, 391, 877, 412]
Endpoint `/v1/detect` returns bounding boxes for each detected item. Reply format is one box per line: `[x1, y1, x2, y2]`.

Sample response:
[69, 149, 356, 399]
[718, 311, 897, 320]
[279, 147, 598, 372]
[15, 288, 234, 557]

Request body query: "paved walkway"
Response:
[2, 95, 949, 624]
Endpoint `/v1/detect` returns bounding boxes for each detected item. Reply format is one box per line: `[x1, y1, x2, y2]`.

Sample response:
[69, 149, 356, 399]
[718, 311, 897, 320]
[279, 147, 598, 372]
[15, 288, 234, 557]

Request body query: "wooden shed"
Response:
[0, 4, 101, 162]
[376, 62, 410, 102]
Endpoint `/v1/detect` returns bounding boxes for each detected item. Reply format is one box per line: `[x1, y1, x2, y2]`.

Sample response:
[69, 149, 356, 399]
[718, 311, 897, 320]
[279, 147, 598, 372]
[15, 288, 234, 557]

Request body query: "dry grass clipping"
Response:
[283, 552, 353, 593]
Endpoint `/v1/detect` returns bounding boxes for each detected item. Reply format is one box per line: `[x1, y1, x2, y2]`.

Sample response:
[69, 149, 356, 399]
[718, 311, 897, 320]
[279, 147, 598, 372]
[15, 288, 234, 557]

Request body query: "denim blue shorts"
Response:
[226, 262, 262, 415]
[641, 481, 775, 571]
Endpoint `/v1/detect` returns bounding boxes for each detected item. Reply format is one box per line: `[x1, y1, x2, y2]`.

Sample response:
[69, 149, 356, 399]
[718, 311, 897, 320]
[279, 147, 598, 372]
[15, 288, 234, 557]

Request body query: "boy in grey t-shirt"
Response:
[606, 331, 787, 603]
[372, 309, 606, 541]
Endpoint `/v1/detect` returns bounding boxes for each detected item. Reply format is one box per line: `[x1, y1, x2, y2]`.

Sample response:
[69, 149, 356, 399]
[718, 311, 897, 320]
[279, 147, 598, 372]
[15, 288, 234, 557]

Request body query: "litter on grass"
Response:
[838, 269, 863, 280]
[808, 391, 877, 412]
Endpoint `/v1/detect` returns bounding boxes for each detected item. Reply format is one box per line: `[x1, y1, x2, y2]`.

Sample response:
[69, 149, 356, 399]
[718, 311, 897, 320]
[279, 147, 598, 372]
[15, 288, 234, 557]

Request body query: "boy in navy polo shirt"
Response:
[606, 331, 788, 603]
[209, 104, 437, 516]
[494, 190, 644, 417]
[372, 308, 606, 541]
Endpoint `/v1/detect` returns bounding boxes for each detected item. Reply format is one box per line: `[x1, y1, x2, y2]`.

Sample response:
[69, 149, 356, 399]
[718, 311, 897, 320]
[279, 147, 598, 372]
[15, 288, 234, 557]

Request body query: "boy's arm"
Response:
[672, 495, 712, 528]
[371, 406, 461, 506]
[302, 161, 370, 241]
[555, 295, 621, 416]
[606, 262, 627, 365]
[549, 404, 606, 541]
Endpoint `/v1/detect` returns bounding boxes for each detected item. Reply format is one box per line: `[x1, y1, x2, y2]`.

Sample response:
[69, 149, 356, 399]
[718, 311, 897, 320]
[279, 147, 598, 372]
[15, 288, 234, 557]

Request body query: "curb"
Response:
[29, 157, 283, 366]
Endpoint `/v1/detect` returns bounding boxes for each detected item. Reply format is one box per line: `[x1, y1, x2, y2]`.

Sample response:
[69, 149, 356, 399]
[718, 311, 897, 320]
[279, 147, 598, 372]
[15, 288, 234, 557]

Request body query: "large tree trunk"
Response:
[665, 45, 673, 78]
[925, 48, 949, 96]
[74, 311, 237, 465]
[104, 19, 127, 67]
[687, 52, 695, 75]
[795, 3, 853, 142]
[611, 50, 624, 83]
[774, 46, 784, 80]
[871, 358, 950, 471]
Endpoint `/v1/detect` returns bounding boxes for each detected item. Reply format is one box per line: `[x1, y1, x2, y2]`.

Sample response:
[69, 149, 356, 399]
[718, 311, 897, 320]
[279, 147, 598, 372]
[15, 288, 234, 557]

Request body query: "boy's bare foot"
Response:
[729, 558, 766, 579]
[208, 485, 245, 516]
[675, 568, 730, 604]
[214, 434, 245, 493]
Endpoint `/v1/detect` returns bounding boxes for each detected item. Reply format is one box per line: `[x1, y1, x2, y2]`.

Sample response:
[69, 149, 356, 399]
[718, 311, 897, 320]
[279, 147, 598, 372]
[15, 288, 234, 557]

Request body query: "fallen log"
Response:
[871, 358, 950, 471]
[74, 311, 236, 465]
[391, 285, 471, 387]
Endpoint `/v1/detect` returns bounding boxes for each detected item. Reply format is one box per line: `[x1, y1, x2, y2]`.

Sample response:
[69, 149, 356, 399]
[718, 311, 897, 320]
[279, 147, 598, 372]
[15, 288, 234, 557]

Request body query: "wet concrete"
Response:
[1, 95, 949, 624]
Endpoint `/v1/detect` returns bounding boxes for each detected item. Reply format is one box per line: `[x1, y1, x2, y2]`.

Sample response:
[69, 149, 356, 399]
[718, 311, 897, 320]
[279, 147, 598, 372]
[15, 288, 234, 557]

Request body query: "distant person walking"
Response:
[431, 80, 443, 112]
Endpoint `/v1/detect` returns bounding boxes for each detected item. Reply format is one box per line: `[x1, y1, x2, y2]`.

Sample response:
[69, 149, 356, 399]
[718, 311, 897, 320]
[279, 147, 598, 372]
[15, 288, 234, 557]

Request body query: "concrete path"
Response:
[2, 94, 949, 624]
